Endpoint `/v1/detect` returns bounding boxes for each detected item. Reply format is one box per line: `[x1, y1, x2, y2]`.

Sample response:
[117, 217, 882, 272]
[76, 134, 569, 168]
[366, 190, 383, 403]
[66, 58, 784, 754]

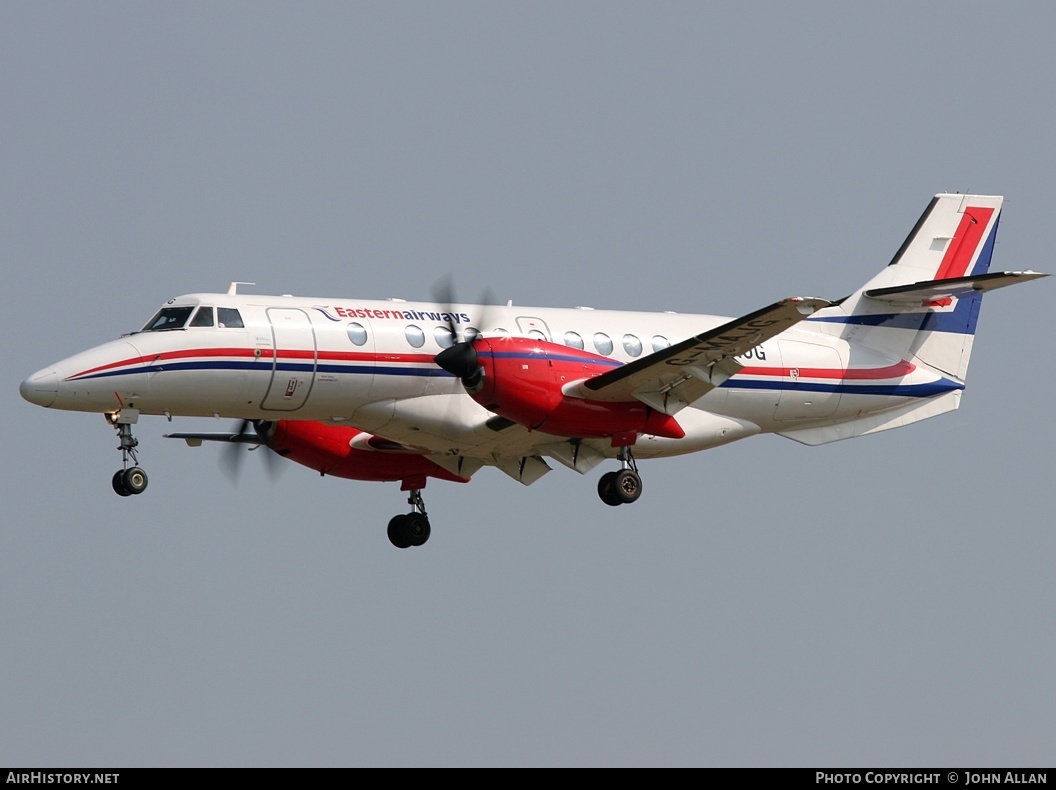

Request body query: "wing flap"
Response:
[430, 454, 485, 479]
[492, 455, 552, 486]
[537, 439, 609, 475]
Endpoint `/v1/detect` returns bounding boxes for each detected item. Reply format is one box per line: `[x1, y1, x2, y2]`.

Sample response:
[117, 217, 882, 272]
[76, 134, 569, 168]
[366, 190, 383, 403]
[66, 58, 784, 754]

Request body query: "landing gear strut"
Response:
[107, 410, 148, 497]
[598, 446, 642, 507]
[387, 488, 432, 548]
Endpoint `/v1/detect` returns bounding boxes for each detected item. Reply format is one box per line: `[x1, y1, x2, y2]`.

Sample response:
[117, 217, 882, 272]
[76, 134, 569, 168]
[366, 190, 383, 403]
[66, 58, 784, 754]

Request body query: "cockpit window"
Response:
[189, 307, 215, 327]
[217, 307, 244, 328]
[142, 306, 194, 331]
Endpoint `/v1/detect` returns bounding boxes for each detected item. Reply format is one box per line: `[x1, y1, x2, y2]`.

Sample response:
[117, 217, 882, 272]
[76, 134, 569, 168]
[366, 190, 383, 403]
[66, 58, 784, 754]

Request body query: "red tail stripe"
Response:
[934, 206, 994, 280]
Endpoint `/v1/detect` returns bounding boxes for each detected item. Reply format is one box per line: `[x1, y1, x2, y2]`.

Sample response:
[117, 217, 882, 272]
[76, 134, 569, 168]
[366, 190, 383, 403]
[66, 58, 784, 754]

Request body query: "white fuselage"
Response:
[21, 290, 955, 462]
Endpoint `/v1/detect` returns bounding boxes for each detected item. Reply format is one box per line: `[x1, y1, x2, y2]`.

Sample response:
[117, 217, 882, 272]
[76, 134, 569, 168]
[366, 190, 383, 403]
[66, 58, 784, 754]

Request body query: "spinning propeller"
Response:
[431, 275, 496, 389]
[219, 419, 283, 485]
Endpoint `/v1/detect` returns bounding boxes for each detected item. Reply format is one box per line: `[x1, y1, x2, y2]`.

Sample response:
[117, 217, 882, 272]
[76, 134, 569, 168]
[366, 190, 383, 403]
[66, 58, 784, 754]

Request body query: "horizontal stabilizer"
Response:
[864, 270, 1048, 303]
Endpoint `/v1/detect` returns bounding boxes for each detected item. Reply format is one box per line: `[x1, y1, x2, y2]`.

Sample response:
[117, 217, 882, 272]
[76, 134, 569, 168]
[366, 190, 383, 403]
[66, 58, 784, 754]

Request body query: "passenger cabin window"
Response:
[563, 331, 584, 350]
[527, 329, 546, 342]
[217, 307, 244, 328]
[651, 335, 670, 352]
[593, 332, 613, 355]
[463, 327, 480, 343]
[405, 325, 425, 348]
[434, 326, 455, 348]
[189, 307, 214, 327]
[142, 306, 194, 331]
[622, 334, 643, 357]
[346, 322, 368, 346]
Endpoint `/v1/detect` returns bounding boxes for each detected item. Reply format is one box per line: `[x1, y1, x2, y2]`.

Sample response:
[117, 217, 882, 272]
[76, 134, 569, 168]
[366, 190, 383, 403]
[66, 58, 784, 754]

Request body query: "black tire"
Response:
[405, 513, 431, 546]
[598, 471, 622, 506]
[112, 470, 131, 497]
[613, 469, 642, 504]
[122, 467, 148, 495]
[387, 515, 412, 549]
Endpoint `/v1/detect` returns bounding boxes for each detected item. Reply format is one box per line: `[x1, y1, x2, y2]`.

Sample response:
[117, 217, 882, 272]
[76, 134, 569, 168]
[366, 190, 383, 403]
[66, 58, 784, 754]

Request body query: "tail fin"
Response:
[821, 193, 1044, 381]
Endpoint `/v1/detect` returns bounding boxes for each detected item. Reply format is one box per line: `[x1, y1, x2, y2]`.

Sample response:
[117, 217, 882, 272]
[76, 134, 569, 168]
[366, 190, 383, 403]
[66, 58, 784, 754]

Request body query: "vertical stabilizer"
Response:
[817, 194, 1004, 381]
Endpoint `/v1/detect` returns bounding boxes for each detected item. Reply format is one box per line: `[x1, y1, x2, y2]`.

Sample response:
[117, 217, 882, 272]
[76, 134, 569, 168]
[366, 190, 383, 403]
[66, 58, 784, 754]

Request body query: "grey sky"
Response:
[3, 1, 1053, 767]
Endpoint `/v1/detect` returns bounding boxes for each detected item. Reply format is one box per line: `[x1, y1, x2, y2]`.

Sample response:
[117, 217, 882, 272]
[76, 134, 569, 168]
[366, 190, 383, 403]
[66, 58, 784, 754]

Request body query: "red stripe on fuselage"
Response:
[71, 344, 919, 386]
[739, 361, 915, 380]
[69, 347, 258, 379]
[934, 206, 994, 280]
[69, 346, 442, 380]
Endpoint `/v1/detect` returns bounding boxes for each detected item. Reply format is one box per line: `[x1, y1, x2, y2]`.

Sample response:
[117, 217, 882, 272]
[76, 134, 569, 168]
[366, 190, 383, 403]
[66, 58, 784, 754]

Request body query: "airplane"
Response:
[19, 193, 1048, 548]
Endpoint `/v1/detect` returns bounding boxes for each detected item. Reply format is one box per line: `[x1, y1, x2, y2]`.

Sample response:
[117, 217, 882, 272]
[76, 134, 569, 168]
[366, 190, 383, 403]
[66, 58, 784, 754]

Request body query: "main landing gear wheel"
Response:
[612, 468, 641, 504]
[387, 488, 432, 548]
[598, 471, 622, 506]
[387, 513, 432, 548]
[597, 446, 643, 506]
[598, 469, 643, 505]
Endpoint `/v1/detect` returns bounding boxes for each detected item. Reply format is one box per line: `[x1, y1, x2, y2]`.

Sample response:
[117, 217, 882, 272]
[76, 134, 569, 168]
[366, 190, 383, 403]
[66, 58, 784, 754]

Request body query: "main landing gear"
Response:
[107, 410, 149, 497]
[387, 488, 432, 549]
[597, 446, 642, 507]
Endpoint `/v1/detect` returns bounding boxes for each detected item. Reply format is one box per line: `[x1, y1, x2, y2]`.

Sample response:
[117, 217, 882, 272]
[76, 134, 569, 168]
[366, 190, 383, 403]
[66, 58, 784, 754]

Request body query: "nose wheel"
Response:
[112, 466, 149, 496]
[387, 488, 431, 548]
[107, 410, 149, 497]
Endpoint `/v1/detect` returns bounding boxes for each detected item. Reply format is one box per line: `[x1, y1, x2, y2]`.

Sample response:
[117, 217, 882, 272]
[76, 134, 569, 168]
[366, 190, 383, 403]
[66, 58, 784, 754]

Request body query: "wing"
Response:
[566, 296, 832, 415]
[165, 429, 265, 446]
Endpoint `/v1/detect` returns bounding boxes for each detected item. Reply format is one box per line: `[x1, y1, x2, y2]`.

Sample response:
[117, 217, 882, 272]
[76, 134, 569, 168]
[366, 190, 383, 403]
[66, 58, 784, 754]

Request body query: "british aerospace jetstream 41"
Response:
[20, 193, 1047, 548]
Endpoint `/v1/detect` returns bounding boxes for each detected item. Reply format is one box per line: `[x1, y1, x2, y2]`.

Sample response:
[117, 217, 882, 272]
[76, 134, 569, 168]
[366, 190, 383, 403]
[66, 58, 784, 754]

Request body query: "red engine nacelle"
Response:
[267, 420, 469, 489]
[466, 336, 684, 442]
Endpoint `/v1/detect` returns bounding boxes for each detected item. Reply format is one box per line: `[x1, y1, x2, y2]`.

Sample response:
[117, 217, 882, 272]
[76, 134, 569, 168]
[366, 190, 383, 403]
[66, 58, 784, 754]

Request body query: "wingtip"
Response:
[783, 296, 834, 315]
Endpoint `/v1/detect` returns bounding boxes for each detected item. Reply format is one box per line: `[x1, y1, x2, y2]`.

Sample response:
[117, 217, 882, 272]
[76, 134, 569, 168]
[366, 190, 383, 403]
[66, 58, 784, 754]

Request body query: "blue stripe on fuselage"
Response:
[70, 360, 455, 380]
[722, 377, 963, 398]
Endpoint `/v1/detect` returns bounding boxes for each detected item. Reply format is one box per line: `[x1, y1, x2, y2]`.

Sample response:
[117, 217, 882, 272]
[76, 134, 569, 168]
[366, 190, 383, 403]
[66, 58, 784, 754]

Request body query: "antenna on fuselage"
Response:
[227, 282, 256, 295]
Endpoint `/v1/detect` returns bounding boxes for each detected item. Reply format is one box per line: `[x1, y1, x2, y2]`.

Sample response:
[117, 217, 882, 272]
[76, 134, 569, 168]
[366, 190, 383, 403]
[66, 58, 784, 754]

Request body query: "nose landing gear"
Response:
[112, 466, 148, 496]
[107, 410, 148, 497]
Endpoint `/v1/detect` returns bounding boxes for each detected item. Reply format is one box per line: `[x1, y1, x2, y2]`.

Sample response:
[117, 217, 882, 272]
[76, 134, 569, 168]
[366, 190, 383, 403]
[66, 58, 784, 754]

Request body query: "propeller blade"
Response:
[220, 419, 252, 485]
[249, 420, 284, 483]
[432, 274, 458, 334]
[431, 276, 502, 387]
[431, 277, 500, 342]
[431, 277, 502, 406]
[259, 444, 284, 483]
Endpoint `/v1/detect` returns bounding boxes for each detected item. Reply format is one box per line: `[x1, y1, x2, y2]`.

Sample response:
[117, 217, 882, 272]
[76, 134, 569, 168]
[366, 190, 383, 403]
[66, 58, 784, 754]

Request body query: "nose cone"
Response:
[20, 367, 59, 407]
